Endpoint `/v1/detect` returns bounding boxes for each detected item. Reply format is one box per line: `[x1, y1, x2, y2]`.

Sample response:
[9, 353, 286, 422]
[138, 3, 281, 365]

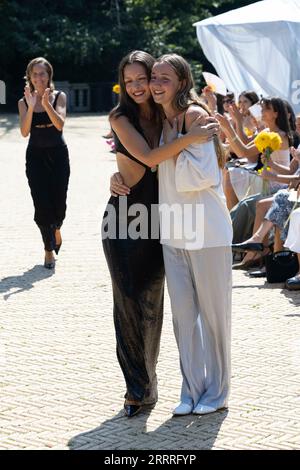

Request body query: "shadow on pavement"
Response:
[0, 113, 19, 137]
[0, 264, 55, 300]
[281, 288, 300, 308]
[68, 407, 228, 450]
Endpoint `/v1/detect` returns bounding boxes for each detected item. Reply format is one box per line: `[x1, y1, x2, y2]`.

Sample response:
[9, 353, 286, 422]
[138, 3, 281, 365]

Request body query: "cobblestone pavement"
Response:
[0, 114, 300, 450]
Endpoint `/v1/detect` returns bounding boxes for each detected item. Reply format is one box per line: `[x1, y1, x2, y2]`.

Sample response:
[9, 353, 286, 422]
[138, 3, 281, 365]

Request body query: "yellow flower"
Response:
[244, 127, 253, 137]
[254, 131, 271, 153]
[254, 130, 282, 154]
[268, 132, 282, 152]
[112, 84, 120, 94]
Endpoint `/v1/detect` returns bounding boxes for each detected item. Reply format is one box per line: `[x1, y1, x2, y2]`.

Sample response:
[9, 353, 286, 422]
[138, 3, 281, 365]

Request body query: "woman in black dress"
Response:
[102, 50, 219, 417]
[18, 57, 70, 269]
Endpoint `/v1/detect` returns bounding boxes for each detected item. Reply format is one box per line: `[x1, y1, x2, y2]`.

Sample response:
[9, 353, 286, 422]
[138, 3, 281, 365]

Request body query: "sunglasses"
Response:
[223, 99, 234, 104]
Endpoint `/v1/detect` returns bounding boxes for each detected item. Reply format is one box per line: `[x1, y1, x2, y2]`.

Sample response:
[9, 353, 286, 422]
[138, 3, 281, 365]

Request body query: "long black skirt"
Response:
[26, 145, 70, 251]
[102, 170, 165, 404]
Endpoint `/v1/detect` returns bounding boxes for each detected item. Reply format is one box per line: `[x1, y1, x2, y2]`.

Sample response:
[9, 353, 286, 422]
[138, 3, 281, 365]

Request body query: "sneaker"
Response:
[172, 402, 193, 416]
[192, 403, 217, 415]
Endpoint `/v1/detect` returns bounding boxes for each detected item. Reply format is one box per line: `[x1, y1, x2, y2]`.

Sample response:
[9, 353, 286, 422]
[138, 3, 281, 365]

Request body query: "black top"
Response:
[112, 124, 149, 169]
[23, 91, 66, 148]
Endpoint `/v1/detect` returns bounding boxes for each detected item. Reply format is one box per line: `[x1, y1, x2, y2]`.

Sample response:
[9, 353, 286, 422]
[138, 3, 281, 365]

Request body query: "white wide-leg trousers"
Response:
[163, 245, 232, 409]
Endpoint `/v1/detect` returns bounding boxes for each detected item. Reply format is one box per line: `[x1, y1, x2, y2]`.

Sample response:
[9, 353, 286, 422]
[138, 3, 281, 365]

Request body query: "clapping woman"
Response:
[18, 57, 70, 269]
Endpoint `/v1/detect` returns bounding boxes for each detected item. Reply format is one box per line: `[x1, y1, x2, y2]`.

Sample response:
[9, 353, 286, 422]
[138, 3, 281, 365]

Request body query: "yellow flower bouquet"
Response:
[254, 130, 282, 195]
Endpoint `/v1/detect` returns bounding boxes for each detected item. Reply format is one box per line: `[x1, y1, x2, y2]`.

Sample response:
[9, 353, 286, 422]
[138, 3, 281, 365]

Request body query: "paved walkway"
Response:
[0, 114, 299, 450]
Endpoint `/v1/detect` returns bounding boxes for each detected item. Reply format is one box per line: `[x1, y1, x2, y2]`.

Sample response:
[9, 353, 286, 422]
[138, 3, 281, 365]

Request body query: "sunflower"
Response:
[268, 132, 282, 152]
[254, 131, 271, 153]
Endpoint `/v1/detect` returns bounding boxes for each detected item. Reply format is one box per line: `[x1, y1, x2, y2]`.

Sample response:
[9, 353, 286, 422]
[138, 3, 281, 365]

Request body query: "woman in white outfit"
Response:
[150, 54, 232, 415]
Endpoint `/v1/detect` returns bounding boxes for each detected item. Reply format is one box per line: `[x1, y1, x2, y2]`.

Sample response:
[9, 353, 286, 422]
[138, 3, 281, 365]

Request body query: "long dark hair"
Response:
[261, 97, 293, 145]
[239, 90, 259, 106]
[154, 53, 225, 168]
[283, 99, 299, 148]
[109, 50, 160, 131]
[283, 99, 296, 131]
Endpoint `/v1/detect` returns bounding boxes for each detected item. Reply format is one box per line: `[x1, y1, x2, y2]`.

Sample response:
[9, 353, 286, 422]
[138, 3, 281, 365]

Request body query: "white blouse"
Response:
[269, 148, 290, 193]
[158, 136, 233, 250]
[270, 148, 290, 167]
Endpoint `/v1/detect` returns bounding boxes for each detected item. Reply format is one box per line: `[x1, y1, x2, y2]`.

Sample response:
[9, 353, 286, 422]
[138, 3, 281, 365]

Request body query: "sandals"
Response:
[232, 252, 263, 270]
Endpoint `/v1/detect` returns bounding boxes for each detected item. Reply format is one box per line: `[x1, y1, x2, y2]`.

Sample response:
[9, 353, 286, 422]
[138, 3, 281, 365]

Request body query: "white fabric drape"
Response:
[194, 0, 300, 112]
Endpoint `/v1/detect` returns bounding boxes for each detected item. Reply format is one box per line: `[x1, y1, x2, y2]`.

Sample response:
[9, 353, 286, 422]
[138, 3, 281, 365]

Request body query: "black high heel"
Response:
[54, 243, 62, 255]
[44, 258, 55, 269]
[124, 401, 142, 418]
[232, 241, 264, 253]
[54, 229, 62, 255]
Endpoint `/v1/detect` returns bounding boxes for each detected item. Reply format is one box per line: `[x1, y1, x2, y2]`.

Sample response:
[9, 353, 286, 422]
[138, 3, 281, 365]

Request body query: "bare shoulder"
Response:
[109, 114, 129, 130]
[184, 104, 209, 131]
[56, 90, 66, 104]
[281, 134, 290, 150]
[185, 104, 209, 124]
[276, 131, 290, 149]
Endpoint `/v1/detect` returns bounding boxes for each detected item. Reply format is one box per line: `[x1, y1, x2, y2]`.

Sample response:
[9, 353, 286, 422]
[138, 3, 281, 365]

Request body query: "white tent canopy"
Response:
[194, 0, 300, 113]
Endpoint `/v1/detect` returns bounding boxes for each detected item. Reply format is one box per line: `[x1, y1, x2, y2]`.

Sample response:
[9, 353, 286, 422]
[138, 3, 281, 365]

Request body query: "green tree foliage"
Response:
[0, 0, 256, 108]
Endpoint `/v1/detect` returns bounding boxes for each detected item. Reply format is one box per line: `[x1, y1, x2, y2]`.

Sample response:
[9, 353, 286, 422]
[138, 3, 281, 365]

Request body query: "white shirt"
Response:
[159, 136, 233, 250]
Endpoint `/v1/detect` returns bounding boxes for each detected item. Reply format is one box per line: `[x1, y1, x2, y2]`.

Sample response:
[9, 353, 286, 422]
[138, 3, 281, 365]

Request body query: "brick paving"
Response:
[0, 114, 300, 450]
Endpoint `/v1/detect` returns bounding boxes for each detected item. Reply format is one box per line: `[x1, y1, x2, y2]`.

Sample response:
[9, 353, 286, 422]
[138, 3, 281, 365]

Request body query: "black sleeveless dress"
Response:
[102, 127, 165, 405]
[24, 92, 70, 252]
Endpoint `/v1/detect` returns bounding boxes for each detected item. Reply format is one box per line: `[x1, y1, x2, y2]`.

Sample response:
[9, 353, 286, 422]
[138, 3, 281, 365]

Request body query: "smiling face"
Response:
[238, 95, 252, 115]
[29, 63, 49, 92]
[149, 62, 182, 109]
[123, 62, 151, 104]
[223, 96, 234, 112]
[261, 102, 278, 125]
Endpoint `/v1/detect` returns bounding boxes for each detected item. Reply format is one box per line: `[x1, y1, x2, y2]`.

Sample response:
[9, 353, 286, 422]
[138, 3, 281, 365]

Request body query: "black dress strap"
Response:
[181, 113, 187, 135]
[53, 91, 61, 109]
[112, 127, 149, 169]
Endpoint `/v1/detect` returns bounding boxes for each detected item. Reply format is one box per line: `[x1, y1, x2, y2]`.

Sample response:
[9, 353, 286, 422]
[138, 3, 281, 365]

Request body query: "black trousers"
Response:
[26, 145, 70, 251]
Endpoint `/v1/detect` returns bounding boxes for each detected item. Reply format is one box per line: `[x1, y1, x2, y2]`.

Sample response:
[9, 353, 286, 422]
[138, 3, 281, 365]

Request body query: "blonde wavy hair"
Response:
[25, 57, 54, 92]
[155, 54, 225, 168]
